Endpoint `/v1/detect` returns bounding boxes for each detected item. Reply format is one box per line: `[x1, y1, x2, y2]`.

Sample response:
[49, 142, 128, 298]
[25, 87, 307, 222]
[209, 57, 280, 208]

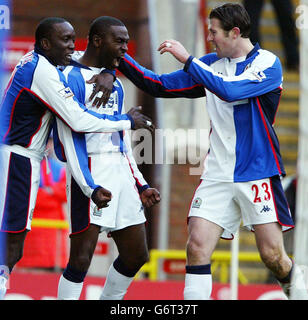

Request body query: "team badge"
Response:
[244, 63, 251, 72]
[192, 197, 202, 209]
[93, 206, 103, 217]
[29, 209, 34, 220]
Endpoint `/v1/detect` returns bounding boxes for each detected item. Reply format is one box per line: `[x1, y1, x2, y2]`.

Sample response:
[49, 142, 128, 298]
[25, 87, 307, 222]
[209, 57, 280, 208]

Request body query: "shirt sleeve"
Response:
[120, 91, 149, 194]
[123, 129, 149, 194]
[118, 53, 206, 99]
[30, 56, 134, 133]
[184, 52, 283, 102]
[53, 118, 100, 199]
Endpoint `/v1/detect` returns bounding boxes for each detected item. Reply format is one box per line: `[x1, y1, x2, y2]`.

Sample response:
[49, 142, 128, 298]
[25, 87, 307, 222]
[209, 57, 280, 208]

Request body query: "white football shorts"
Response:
[188, 176, 294, 239]
[66, 152, 146, 235]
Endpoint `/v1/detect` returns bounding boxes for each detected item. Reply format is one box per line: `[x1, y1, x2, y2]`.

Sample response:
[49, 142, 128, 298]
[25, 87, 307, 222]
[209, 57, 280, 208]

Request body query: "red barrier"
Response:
[5, 271, 286, 300]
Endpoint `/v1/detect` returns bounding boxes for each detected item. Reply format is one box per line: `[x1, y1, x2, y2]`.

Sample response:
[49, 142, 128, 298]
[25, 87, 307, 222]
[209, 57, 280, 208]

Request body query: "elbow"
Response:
[212, 89, 234, 103]
[219, 86, 240, 102]
[66, 118, 89, 133]
[68, 121, 83, 132]
[223, 94, 236, 103]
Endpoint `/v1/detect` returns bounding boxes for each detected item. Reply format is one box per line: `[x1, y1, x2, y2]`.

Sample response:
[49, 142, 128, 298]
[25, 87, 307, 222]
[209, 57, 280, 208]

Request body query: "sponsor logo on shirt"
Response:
[251, 66, 266, 82]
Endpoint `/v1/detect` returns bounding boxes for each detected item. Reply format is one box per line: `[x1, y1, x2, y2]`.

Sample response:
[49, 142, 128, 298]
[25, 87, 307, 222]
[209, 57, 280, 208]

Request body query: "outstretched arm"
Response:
[118, 53, 205, 99]
[158, 39, 283, 102]
[87, 53, 206, 105]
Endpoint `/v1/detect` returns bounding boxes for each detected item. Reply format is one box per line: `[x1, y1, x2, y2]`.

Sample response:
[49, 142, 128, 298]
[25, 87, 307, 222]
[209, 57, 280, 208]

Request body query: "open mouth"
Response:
[65, 53, 72, 61]
[61, 53, 73, 65]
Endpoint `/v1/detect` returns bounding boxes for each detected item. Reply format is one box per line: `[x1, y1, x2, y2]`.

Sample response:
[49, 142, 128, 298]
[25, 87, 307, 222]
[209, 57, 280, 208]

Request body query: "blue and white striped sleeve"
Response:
[54, 118, 100, 199]
[31, 57, 134, 133]
[123, 129, 149, 194]
[184, 51, 283, 102]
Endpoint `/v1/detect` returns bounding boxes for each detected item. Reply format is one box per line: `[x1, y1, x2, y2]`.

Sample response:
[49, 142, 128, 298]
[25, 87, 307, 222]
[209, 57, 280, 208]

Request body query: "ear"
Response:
[92, 35, 102, 48]
[231, 27, 241, 39]
[40, 38, 51, 50]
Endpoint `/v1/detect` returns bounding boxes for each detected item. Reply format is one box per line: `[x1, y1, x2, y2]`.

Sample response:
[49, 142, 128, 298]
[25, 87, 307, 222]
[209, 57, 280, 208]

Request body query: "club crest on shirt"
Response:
[244, 63, 252, 72]
[192, 197, 202, 209]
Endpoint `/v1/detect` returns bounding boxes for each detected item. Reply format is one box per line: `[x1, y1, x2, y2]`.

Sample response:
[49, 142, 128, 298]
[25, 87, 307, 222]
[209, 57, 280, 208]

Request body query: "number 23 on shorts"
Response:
[251, 181, 271, 203]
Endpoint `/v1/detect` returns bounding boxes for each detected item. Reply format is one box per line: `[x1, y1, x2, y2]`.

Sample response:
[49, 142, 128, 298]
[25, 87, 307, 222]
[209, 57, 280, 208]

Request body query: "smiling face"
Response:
[207, 18, 237, 58]
[43, 22, 75, 66]
[97, 25, 129, 69]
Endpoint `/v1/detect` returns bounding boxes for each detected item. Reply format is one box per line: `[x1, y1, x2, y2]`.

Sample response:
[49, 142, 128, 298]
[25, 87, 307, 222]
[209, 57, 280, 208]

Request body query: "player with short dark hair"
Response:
[209, 3, 251, 38]
[35, 17, 67, 46]
[0, 17, 153, 300]
[55, 16, 160, 300]
[95, 3, 307, 300]
[88, 16, 125, 42]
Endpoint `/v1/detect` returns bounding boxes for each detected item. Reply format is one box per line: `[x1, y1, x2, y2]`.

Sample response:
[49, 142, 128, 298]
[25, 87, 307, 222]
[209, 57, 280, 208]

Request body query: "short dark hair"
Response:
[88, 16, 125, 42]
[209, 3, 251, 38]
[35, 17, 68, 47]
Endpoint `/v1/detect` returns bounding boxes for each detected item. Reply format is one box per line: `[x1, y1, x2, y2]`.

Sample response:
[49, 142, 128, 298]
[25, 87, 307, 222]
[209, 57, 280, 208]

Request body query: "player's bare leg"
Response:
[57, 224, 100, 300]
[184, 217, 223, 300]
[254, 222, 308, 299]
[99, 223, 149, 300]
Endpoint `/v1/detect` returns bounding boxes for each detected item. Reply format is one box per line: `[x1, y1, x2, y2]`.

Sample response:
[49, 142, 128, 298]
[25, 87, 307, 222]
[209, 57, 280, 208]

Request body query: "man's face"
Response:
[45, 22, 75, 66]
[98, 25, 129, 69]
[207, 18, 235, 58]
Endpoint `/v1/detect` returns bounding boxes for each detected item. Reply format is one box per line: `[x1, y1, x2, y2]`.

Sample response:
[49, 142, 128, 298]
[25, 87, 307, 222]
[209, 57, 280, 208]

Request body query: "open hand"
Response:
[86, 72, 114, 107]
[157, 39, 190, 64]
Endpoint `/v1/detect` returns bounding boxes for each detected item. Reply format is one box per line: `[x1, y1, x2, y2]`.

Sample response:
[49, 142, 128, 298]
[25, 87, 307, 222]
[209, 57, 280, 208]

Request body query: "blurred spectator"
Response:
[17, 138, 68, 270]
[243, 0, 299, 71]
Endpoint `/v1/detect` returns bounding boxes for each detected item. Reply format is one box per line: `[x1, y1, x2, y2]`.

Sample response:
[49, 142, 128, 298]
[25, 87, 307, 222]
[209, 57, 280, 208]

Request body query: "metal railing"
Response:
[31, 218, 263, 283]
[139, 249, 262, 284]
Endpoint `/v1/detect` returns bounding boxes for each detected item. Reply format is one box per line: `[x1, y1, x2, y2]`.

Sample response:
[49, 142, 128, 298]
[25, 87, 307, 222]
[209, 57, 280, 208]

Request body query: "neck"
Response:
[78, 47, 101, 68]
[230, 38, 254, 59]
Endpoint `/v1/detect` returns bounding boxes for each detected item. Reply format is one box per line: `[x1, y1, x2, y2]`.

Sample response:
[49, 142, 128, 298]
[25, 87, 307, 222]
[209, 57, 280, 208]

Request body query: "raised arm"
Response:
[118, 53, 206, 99]
[183, 54, 282, 102]
[158, 40, 283, 102]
